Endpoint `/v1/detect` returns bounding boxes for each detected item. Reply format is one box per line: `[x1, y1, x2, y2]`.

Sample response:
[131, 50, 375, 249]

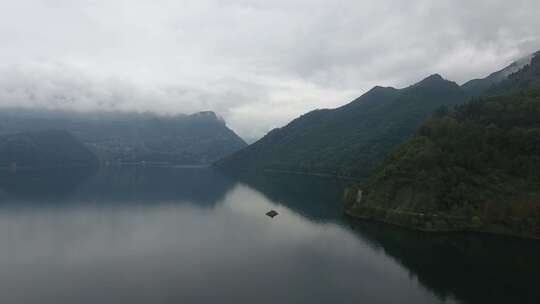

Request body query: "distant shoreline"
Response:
[0, 163, 212, 171]
[102, 162, 211, 168]
[261, 169, 363, 181]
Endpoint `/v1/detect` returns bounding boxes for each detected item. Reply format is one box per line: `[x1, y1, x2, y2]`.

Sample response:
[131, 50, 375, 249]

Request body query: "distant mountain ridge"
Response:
[0, 109, 246, 165]
[217, 73, 467, 178]
[217, 51, 539, 178]
[0, 130, 98, 169]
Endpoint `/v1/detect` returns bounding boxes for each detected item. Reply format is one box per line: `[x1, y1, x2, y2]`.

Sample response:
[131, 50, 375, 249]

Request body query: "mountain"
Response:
[346, 52, 540, 239]
[217, 74, 466, 178]
[0, 110, 247, 165]
[461, 52, 536, 96]
[0, 130, 99, 169]
[485, 50, 540, 95]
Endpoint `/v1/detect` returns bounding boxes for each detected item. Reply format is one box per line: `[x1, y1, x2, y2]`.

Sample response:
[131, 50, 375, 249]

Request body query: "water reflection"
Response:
[0, 167, 96, 198]
[235, 172, 540, 304]
[231, 172, 348, 222]
[0, 166, 234, 207]
[347, 220, 540, 304]
[0, 167, 537, 304]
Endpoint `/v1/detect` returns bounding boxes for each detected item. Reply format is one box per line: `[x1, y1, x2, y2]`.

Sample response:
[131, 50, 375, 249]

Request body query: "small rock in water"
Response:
[266, 210, 278, 218]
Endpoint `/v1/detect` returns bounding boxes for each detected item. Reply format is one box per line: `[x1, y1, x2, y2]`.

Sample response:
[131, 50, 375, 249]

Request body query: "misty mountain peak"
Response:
[462, 50, 540, 96]
[417, 74, 445, 84]
[371, 85, 398, 93]
[189, 111, 223, 123]
[532, 50, 540, 64]
[497, 53, 535, 80]
[352, 85, 397, 101]
[409, 74, 459, 92]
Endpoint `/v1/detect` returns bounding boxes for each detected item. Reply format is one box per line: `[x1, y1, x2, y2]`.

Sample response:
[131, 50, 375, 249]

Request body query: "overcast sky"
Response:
[1, 0, 539, 139]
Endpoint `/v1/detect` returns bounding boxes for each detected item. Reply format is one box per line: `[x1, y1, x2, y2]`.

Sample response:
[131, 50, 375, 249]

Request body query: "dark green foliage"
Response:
[361, 78, 540, 223]
[0, 130, 99, 168]
[0, 110, 246, 164]
[344, 51, 540, 238]
[217, 74, 466, 178]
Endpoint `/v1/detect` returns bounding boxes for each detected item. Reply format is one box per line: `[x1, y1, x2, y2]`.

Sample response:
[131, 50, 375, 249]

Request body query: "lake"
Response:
[0, 166, 538, 304]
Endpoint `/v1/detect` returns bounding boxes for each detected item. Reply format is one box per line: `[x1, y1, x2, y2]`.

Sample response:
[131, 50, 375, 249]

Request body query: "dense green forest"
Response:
[0, 130, 99, 169]
[0, 110, 246, 164]
[347, 52, 540, 238]
[217, 74, 467, 177]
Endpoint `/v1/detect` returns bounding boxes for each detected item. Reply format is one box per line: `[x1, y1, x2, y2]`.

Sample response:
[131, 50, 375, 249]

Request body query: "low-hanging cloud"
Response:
[0, 0, 539, 139]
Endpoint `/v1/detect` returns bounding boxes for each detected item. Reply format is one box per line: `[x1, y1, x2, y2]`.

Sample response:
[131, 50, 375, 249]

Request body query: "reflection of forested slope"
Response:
[0, 167, 97, 198]
[72, 166, 235, 207]
[234, 171, 540, 303]
[0, 167, 235, 208]
[234, 172, 348, 222]
[348, 219, 540, 304]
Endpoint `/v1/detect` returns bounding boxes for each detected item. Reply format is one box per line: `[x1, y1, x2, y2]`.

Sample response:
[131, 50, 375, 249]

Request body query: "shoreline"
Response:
[345, 206, 540, 240]
[261, 168, 364, 181]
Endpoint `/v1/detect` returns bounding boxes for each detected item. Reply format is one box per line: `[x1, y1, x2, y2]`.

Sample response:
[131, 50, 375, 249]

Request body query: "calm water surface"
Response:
[0, 166, 539, 304]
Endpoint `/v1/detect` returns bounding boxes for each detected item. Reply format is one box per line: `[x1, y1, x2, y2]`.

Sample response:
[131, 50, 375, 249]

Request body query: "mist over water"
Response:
[0, 167, 538, 304]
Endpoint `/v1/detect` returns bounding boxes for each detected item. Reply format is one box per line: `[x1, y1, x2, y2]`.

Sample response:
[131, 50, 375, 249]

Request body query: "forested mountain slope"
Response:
[0, 130, 98, 168]
[217, 74, 466, 177]
[347, 52, 540, 238]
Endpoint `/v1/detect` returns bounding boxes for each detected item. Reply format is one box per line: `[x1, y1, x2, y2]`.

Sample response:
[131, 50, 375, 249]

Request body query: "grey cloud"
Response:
[0, 0, 539, 139]
[0, 63, 253, 115]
